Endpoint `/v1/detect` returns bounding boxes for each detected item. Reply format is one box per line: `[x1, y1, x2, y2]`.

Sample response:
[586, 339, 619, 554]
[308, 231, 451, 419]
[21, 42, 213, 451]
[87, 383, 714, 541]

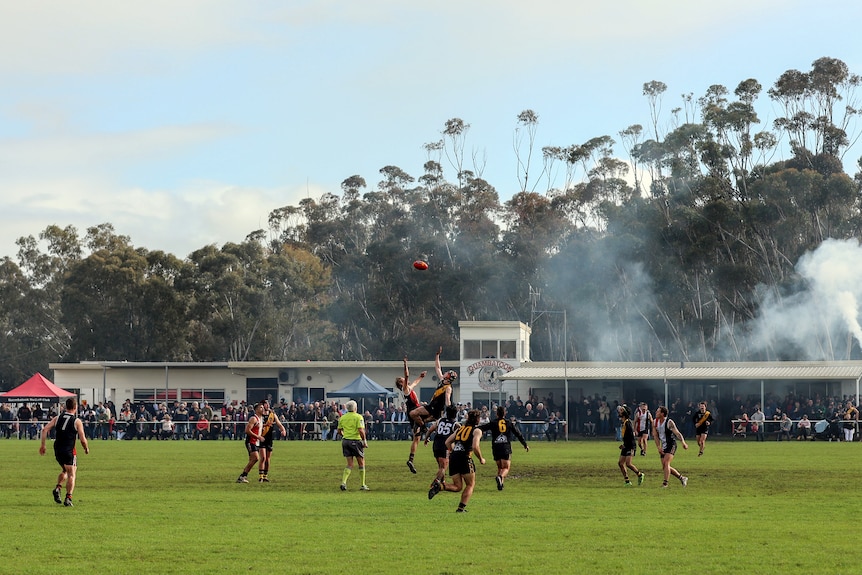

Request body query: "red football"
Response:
[413, 260, 429, 270]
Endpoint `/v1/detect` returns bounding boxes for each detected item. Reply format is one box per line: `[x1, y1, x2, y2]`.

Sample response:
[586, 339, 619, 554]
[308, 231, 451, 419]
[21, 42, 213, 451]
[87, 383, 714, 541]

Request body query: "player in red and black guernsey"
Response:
[396, 356, 426, 473]
[258, 400, 287, 482]
[40, 397, 89, 506]
[236, 402, 265, 483]
[694, 401, 714, 457]
[430, 409, 484, 513]
[478, 405, 529, 491]
[424, 404, 460, 497]
[408, 347, 454, 430]
[617, 405, 644, 487]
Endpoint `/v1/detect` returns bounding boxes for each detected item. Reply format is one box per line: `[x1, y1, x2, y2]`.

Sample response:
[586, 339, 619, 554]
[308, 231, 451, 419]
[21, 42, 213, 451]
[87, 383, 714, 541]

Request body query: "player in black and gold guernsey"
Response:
[425, 404, 461, 494]
[694, 401, 714, 457]
[617, 405, 644, 486]
[479, 405, 529, 491]
[429, 409, 485, 512]
[258, 400, 287, 482]
[39, 397, 90, 506]
[408, 346, 455, 430]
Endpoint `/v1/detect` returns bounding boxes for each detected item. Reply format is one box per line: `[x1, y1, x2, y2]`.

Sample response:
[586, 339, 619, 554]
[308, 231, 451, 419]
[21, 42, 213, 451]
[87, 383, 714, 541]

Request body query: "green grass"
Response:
[2, 436, 858, 575]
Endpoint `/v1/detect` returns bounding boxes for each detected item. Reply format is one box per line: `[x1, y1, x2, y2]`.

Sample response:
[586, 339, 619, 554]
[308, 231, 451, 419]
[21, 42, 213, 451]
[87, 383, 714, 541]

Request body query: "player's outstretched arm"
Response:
[435, 346, 444, 379]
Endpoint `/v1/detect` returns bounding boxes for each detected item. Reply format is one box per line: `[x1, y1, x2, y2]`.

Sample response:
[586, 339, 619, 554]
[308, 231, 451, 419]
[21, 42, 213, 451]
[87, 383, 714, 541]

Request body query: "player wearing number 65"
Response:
[39, 397, 90, 507]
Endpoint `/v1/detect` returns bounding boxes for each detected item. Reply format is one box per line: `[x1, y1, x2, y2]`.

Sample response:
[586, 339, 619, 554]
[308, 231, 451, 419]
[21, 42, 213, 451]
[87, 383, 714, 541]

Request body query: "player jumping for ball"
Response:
[408, 347, 455, 431]
[396, 356, 427, 473]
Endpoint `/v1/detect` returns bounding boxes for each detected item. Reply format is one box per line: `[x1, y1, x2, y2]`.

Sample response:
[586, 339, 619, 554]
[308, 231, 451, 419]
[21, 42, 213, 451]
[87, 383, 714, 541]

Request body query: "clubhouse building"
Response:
[49, 321, 862, 425]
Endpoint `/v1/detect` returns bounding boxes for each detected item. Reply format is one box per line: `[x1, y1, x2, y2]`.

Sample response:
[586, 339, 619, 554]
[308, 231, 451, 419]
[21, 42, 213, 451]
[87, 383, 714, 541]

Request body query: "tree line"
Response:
[2, 56, 861, 389]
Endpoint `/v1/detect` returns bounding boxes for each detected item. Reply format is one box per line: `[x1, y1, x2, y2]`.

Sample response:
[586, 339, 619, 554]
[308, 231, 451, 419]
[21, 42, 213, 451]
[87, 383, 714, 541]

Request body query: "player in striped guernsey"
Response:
[396, 356, 427, 473]
[694, 401, 714, 457]
[478, 405, 529, 491]
[40, 397, 90, 506]
[236, 402, 265, 483]
[652, 405, 688, 488]
[258, 400, 288, 482]
[634, 402, 652, 456]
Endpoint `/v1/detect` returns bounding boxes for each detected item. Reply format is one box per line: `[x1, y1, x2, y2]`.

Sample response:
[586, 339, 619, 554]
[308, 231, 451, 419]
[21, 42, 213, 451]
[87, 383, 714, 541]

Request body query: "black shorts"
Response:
[426, 399, 445, 420]
[491, 444, 512, 461]
[55, 449, 76, 468]
[260, 434, 274, 451]
[341, 439, 365, 459]
[433, 445, 449, 460]
[659, 443, 677, 457]
[449, 453, 475, 476]
[245, 440, 260, 454]
[637, 430, 650, 437]
[619, 447, 636, 457]
[695, 426, 709, 436]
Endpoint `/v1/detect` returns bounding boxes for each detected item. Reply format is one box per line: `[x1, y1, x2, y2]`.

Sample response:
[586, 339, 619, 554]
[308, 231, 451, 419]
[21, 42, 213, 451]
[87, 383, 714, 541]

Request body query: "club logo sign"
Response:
[468, 360, 514, 392]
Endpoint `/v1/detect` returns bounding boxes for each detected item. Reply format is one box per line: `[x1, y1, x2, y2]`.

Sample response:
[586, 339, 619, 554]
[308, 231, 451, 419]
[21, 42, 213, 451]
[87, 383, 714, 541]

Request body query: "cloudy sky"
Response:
[1, 0, 860, 260]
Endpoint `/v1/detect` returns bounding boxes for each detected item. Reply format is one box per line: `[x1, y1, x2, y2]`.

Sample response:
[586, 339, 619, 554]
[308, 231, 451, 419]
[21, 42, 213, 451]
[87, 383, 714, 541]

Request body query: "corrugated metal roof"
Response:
[501, 362, 862, 381]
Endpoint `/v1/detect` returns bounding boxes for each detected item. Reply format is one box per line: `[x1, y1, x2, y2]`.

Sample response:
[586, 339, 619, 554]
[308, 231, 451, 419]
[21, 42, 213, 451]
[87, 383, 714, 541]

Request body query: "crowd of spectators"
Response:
[6, 390, 857, 443]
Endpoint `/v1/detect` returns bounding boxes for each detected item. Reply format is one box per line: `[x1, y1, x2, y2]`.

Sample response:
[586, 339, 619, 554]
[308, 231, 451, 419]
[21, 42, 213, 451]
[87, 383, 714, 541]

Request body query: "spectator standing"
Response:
[842, 401, 858, 442]
[535, 402, 550, 440]
[778, 413, 792, 441]
[174, 403, 189, 439]
[17, 404, 32, 439]
[750, 406, 766, 442]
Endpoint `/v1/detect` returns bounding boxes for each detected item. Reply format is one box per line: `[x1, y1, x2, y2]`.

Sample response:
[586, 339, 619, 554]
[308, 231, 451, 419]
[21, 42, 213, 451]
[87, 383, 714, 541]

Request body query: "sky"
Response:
[1, 0, 861, 261]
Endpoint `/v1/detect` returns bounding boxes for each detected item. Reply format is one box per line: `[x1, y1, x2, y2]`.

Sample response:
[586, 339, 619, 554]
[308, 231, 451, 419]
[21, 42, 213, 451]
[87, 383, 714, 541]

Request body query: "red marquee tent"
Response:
[1, 373, 76, 403]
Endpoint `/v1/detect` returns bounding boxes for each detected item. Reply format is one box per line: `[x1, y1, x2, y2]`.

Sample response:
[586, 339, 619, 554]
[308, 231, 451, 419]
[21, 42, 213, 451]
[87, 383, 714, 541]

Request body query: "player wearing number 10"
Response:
[430, 409, 484, 513]
[39, 397, 90, 507]
[479, 405, 529, 491]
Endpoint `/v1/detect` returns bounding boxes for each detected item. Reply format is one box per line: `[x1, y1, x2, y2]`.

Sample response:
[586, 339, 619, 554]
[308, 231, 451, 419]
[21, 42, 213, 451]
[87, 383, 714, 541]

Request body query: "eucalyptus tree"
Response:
[0, 257, 44, 388]
[61, 243, 188, 361]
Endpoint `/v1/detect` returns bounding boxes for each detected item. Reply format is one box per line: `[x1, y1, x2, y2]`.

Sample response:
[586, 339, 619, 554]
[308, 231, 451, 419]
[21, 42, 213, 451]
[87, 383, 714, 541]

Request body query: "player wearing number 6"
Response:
[429, 409, 484, 513]
[39, 397, 90, 507]
[478, 405, 528, 491]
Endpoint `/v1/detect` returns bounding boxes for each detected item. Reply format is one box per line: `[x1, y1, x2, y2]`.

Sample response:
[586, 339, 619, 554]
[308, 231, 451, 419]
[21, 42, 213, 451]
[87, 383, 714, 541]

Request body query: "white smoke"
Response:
[748, 238, 862, 360]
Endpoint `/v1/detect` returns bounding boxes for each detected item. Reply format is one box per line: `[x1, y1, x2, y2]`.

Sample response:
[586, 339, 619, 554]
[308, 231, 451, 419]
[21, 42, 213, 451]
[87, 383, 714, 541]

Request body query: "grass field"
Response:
[1, 436, 858, 575]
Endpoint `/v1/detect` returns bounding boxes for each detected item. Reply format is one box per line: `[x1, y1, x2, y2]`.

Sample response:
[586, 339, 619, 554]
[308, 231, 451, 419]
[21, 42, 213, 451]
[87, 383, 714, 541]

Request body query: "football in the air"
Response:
[413, 260, 429, 270]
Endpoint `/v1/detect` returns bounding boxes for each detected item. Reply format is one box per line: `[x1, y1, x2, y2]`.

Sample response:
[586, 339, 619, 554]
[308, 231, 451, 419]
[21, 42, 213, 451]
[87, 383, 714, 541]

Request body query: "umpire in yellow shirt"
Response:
[337, 400, 369, 491]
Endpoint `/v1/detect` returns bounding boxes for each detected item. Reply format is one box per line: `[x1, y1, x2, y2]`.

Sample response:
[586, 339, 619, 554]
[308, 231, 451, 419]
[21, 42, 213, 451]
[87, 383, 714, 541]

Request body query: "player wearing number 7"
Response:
[39, 397, 90, 507]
